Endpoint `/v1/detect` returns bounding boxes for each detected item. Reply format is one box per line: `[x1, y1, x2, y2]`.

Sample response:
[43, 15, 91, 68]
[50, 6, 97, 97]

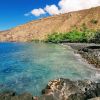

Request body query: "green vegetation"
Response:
[46, 30, 87, 43]
[90, 19, 98, 24]
[46, 28, 100, 43]
[80, 24, 96, 42]
[31, 39, 46, 43]
[63, 30, 87, 42]
[47, 32, 64, 43]
[90, 30, 100, 43]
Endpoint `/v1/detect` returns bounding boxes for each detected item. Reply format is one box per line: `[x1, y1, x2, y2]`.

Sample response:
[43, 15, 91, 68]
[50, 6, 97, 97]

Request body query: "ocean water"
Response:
[0, 42, 99, 96]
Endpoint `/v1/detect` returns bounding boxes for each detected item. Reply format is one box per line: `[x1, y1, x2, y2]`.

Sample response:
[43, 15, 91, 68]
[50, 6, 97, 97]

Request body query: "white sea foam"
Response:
[88, 71, 100, 83]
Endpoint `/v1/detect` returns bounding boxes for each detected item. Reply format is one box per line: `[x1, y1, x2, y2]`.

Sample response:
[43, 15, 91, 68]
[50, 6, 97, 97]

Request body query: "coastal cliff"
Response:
[0, 6, 100, 42]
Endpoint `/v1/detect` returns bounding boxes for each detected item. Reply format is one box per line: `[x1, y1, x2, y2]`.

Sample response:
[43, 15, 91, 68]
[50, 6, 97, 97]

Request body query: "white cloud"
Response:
[31, 8, 46, 16]
[45, 5, 59, 15]
[58, 0, 100, 13]
[25, 0, 100, 16]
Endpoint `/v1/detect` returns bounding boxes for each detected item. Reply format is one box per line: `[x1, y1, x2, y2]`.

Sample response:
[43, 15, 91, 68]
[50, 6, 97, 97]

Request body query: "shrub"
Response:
[80, 24, 95, 42]
[84, 30, 95, 42]
[81, 23, 88, 32]
[63, 30, 87, 42]
[46, 30, 87, 43]
[47, 32, 64, 43]
[46, 28, 100, 43]
[90, 30, 100, 43]
[90, 19, 98, 24]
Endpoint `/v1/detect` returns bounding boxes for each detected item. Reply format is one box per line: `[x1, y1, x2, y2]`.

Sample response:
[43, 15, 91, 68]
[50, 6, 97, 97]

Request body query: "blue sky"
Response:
[0, 0, 59, 30]
[0, 0, 100, 31]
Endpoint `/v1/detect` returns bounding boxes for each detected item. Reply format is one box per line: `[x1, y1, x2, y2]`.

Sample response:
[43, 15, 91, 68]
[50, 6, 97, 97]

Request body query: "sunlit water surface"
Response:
[0, 42, 100, 96]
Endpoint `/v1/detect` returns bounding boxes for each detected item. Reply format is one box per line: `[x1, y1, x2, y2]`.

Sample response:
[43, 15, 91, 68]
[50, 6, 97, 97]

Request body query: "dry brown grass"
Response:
[0, 6, 100, 42]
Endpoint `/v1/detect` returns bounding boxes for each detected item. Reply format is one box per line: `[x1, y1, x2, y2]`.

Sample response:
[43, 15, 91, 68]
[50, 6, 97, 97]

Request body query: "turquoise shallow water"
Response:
[0, 42, 99, 96]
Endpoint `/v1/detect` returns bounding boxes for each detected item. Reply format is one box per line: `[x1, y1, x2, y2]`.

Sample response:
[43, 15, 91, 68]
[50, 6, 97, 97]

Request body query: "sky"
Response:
[0, 0, 100, 31]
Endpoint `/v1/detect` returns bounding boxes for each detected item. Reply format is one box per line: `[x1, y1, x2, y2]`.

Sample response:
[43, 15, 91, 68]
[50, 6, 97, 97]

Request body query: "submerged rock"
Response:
[0, 92, 33, 100]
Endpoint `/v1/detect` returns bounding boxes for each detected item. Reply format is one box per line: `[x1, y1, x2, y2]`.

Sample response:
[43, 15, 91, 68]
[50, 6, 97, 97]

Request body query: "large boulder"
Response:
[40, 78, 100, 100]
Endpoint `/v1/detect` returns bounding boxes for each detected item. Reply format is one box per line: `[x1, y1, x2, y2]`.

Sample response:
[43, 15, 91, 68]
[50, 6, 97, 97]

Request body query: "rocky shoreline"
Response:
[40, 78, 100, 100]
[0, 78, 100, 100]
[63, 43, 100, 69]
[79, 46, 100, 68]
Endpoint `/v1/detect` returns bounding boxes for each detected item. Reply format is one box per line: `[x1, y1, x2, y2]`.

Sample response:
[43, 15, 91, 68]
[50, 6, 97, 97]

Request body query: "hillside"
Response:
[0, 6, 100, 42]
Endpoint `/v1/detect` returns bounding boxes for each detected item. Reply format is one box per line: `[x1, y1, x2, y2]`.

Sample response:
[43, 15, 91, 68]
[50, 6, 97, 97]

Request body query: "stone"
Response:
[42, 78, 100, 100]
[0, 91, 16, 100]
[38, 94, 55, 100]
[67, 93, 86, 100]
[88, 97, 100, 100]
[96, 83, 100, 96]
[18, 93, 33, 100]
[0, 92, 33, 100]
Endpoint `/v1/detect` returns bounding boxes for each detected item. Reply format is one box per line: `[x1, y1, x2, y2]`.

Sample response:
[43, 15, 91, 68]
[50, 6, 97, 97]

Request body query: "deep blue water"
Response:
[0, 42, 100, 96]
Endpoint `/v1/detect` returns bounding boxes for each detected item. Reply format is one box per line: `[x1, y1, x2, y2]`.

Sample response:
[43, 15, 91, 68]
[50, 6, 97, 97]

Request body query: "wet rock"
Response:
[0, 91, 16, 100]
[0, 92, 33, 100]
[18, 93, 33, 100]
[38, 94, 55, 100]
[10, 96, 19, 100]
